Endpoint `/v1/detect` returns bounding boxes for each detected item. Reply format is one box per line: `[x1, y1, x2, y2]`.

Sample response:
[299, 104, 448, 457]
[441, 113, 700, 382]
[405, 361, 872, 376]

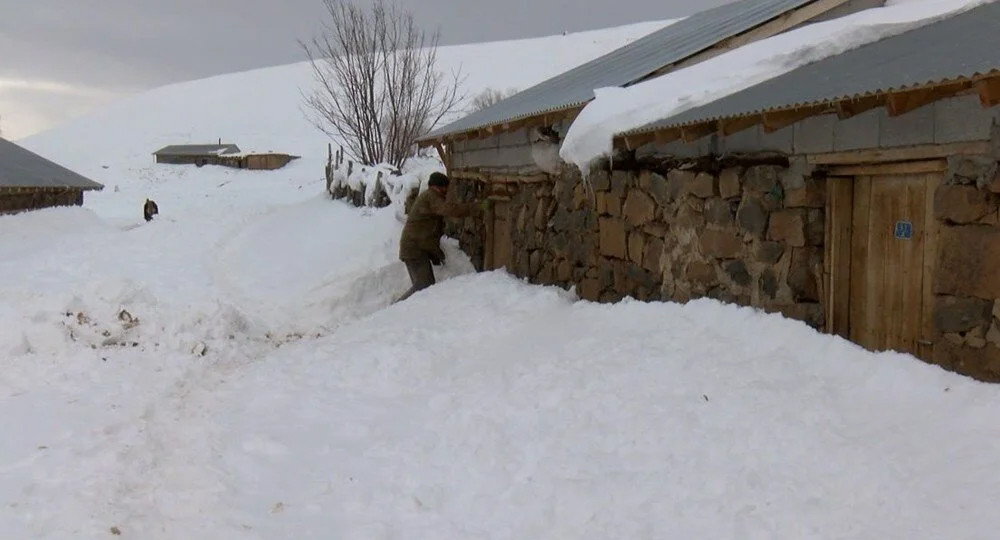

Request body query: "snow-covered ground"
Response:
[3, 15, 1000, 540]
[560, 0, 994, 172]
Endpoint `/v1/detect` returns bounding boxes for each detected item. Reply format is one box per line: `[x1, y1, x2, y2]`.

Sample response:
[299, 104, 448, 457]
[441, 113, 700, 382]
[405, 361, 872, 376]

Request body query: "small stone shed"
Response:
[153, 144, 241, 165]
[419, 2, 1000, 381]
[0, 137, 104, 215]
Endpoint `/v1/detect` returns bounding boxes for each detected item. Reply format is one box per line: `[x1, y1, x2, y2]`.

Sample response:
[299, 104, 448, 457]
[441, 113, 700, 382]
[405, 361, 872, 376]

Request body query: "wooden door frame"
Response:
[484, 202, 495, 270]
[822, 159, 945, 358]
[824, 175, 854, 339]
[482, 181, 512, 271]
[485, 194, 512, 271]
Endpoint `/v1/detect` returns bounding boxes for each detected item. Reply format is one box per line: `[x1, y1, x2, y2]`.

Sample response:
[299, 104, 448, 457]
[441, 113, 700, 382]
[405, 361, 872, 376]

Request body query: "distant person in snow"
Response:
[395, 172, 486, 303]
[143, 198, 159, 222]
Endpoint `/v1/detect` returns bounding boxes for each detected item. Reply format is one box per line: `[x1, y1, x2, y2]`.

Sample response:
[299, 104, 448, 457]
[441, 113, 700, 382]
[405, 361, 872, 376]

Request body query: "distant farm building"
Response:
[152, 143, 299, 170]
[215, 152, 300, 170]
[0, 137, 104, 215]
[153, 144, 241, 166]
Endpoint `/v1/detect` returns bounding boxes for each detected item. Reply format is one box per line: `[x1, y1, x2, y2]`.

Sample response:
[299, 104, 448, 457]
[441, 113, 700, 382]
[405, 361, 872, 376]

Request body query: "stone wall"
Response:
[928, 155, 1000, 381]
[442, 97, 1000, 382]
[0, 189, 84, 215]
[448, 151, 1000, 382]
[449, 158, 826, 329]
[444, 177, 488, 271]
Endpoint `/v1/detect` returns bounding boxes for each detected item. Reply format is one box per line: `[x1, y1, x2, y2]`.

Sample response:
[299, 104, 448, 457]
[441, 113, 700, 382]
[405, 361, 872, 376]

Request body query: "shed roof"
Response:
[153, 144, 241, 156]
[0, 137, 104, 191]
[423, 0, 845, 141]
[622, 1, 1000, 137]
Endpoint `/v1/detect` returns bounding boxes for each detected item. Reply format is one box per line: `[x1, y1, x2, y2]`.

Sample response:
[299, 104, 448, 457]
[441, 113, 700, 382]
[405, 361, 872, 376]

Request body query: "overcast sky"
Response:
[0, 0, 733, 139]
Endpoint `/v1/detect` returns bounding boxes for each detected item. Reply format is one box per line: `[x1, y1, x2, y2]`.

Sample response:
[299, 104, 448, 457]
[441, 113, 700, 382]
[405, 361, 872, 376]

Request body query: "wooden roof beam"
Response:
[719, 115, 760, 136]
[886, 83, 965, 117]
[655, 128, 681, 144]
[761, 106, 823, 133]
[681, 122, 716, 142]
[622, 132, 656, 150]
[835, 95, 883, 119]
[614, 127, 678, 150]
[977, 77, 1000, 108]
[433, 142, 448, 168]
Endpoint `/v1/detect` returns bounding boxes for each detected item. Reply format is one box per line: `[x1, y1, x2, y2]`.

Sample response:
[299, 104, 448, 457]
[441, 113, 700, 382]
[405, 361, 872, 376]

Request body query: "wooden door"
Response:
[848, 172, 939, 358]
[490, 201, 512, 271]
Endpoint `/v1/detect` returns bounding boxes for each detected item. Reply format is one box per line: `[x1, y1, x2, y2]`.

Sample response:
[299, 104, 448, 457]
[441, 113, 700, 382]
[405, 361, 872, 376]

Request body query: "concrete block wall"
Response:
[448, 127, 540, 173]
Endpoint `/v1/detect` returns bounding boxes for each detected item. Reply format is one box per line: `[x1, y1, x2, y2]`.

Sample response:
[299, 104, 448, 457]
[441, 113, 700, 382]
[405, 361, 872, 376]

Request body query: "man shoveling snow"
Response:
[395, 172, 487, 302]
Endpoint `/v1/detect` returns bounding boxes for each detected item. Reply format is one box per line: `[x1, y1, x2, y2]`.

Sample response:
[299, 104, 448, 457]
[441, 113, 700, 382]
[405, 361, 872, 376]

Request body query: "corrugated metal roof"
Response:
[153, 144, 241, 156]
[626, 1, 1000, 136]
[424, 0, 832, 140]
[0, 137, 104, 190]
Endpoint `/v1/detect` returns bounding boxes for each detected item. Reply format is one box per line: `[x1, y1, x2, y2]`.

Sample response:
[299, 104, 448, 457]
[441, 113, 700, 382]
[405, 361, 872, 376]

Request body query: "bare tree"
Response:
[470, 87, 519, 112]
[301, 0, 464, 168]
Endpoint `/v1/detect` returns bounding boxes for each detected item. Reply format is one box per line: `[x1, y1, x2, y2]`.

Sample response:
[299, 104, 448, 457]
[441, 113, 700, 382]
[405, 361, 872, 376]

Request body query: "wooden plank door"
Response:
[491, 200, 512, 271]
[848, 172, 939, 358]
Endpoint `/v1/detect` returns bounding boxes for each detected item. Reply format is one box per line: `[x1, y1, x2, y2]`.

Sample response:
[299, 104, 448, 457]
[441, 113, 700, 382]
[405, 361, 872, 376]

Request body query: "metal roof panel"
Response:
[425, 0, 826, 139]
[0, 137, 104, 190]
[627, 1, 1000, 135]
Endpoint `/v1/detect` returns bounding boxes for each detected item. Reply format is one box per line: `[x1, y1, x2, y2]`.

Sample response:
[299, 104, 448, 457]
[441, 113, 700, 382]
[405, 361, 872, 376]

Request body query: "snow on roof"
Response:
[623, 0, 1000, 138]
[423, 0, 842, 141]
[559, 0, 994, 173]
[0, 137, 104, 191]
[152, 144, 241, 156]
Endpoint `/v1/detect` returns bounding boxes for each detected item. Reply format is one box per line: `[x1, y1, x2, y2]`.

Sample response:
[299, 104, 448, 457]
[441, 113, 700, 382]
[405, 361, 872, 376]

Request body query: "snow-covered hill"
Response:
[3, 17, 1000, 540]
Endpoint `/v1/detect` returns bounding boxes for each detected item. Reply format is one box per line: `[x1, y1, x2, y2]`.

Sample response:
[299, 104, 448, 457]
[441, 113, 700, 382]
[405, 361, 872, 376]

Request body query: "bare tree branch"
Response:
[301, 0, 466, 168]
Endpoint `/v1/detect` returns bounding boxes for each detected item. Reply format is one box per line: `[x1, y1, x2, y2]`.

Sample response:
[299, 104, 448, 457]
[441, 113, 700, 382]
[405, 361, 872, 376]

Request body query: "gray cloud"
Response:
[0, 0, 734, 138]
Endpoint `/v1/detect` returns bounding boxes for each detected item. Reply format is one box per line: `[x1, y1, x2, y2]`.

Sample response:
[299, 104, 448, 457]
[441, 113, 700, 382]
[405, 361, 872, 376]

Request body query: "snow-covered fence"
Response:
[325, 144, 393, 208]
[324, 144, 426, 211]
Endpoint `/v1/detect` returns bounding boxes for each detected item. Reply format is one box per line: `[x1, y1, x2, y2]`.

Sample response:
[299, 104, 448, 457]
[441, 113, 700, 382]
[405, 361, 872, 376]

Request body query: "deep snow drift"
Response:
[3, 15, 1000, 540]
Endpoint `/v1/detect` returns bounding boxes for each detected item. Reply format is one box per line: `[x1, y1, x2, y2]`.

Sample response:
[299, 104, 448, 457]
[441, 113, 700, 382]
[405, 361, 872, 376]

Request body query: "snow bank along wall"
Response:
[443, 93, 1000, 382]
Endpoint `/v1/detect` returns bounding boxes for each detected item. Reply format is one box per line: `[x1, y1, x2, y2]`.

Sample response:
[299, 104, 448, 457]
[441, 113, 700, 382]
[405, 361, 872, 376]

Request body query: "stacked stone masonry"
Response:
[0, 189, 84, 214]
[929, 155, 1000, 381]
[451, 159, 826, 329]
[448, 151, 1000, 383]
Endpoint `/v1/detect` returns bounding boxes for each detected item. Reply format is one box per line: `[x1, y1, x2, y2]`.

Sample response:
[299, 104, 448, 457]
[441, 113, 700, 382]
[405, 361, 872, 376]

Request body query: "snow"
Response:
[559, 0, 994, 174]
[3, 14, 1000, 540]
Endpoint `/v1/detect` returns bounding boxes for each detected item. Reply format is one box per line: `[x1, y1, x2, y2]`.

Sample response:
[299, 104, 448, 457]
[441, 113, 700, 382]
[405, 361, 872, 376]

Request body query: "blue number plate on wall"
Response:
[894, 221, 913, 239]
